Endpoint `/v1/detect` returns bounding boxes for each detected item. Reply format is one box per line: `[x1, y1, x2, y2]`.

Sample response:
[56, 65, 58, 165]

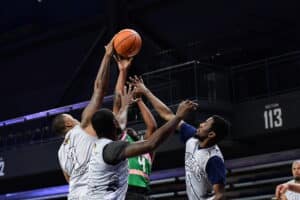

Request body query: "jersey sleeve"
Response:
[179, 122, 197, 143]
[205, 156, 226, 185]
[103, 141, 129, 165]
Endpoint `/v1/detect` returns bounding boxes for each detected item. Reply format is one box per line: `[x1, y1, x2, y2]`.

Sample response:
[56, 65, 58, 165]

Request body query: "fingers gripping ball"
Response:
[113, 29, 142, 58]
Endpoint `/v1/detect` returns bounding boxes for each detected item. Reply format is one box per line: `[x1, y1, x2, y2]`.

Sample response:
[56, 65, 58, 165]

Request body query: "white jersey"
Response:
[185, 138, 224, 200]
[87, 138, 128, 200]
[58, 125, 97, 200]
[285, 180, 300, 200]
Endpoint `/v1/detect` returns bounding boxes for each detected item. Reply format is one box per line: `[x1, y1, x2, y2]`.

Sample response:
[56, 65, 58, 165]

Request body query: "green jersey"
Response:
[123, 133, 152, 189]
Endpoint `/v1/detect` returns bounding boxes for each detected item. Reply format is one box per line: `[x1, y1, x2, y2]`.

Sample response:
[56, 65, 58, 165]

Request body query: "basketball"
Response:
[113, 29, 142, 58]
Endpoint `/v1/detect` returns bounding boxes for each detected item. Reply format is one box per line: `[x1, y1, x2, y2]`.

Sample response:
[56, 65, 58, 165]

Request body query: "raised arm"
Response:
[115, 85, 136, 130]
[112, 56, 133, 115]
[136, 99, 157, 140]
[123, 100, 197, 158]
[129, 76, 183, 129]
[276, 183, 300, 199]
[81, 38, 114, 128]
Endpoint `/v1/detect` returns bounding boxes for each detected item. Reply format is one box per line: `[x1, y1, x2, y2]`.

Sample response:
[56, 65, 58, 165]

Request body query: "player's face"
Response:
[195, 117, 214, 141]
[63, 114, 80, 128]
[292, 161, 300, 182]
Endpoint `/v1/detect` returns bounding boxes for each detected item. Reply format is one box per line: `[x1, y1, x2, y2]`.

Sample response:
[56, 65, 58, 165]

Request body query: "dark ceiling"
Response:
[0, 0, 300, 120]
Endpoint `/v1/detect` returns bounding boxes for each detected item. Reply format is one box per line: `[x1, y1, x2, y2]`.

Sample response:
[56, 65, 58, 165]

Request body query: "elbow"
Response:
[148, 124, 157, 133]
[163, 113, 175, 121]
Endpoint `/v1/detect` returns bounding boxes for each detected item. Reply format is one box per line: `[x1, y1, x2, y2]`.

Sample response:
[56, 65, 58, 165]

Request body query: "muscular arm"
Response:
[143, 90, 175, 121]
[81, 42, 114, 128]
[287, 183, 300, 193]
[112, 57, 132, 115]
[112, 69, 128, 115]
[137, 100, 157, 140]
[104, 100, 196, 163]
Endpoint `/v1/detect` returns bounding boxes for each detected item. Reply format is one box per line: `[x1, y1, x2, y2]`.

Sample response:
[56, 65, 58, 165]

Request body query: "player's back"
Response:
[87, 138, 128, 200]
[58, 125, 97, 199]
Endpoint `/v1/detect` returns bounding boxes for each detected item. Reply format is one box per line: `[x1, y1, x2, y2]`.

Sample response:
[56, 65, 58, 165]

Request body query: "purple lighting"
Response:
[0, 95, 113, 128]
[0, 185, 68, 200]
[0, 168, 185, 200]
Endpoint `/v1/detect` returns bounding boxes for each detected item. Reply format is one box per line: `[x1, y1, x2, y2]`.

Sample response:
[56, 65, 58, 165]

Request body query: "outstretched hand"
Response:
[120, 85, 140, 108]
[128, 75, 148, 98]
[275, 184, 289, 199]
[176, 100, 198, 119]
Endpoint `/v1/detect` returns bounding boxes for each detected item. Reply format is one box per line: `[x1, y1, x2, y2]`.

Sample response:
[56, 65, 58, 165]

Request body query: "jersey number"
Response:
[264, 108, 283, 129]
[138, 156, 146, 172]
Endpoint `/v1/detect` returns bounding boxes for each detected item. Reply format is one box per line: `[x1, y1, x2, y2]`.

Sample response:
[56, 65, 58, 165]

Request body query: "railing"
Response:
[231, 51, 300, 103]
[0, 61, 229, 151]
[2, 148, 296, 199]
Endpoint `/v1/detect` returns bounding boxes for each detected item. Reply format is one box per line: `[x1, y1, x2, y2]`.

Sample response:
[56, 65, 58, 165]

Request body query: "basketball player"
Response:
[275, 160, 300, 200]
[112, 56, 157, 200]
[52, 36, 132, 199]
[120, 99, 157, 200]
[86, 96, 197, 199]
[129, 76, 230, 200]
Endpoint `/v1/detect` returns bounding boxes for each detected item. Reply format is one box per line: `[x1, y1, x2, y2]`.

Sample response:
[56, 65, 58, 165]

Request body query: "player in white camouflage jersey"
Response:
[86, 84, 197, 200]
[129, 76, 230, 200]
[53, 36, 131, 200]
[275, 160, 300, 200]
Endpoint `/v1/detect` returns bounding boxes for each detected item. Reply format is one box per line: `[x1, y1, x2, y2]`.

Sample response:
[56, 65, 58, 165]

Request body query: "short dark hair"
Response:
[92, 108, 115, 138]
[210, 115, 230, 143]
[52, 114, 67, 136]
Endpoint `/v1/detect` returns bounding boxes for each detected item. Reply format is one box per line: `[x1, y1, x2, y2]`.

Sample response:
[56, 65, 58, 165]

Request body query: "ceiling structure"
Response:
[0, 0, 299, 120]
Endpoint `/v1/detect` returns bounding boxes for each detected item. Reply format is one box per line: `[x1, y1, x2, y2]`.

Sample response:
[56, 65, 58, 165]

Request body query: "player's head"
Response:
[52, 114, 80, 136]
[194, 115, 230, 144]
[292, 160, 300, 182]
[91, 108, 121, 141]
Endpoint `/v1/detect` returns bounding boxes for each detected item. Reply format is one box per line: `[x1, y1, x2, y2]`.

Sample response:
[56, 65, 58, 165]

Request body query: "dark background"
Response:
[0, 0, 300, 198]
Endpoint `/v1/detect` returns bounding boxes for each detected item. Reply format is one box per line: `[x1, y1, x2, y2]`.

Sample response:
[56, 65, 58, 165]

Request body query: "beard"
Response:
[193, 134, 207, 142]
[294, 176, 300, 183]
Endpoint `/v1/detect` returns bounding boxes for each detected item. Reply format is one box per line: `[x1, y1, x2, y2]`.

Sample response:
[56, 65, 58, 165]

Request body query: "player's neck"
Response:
[198, 140, 215, 149]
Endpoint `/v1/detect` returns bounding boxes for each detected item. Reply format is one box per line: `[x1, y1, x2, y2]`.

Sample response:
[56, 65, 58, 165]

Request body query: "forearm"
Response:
[113, 70, 128, 114]
[288, 183, 300, 193]
[124, 116, 181, 158]
[144, 89, 175, 121]
[81, 54, 112, 127]
[94, 53, 112, 92]
[137, 100, 157, 138]
[116, 105, 129, 130]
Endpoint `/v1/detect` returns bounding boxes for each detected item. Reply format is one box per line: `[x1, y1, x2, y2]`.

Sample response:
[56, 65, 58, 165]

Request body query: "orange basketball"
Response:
[113, 29, 142, 58]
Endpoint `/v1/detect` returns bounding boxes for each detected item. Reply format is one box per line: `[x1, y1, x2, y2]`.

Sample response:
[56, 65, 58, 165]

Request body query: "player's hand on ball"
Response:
[105, 36, 116, 56]
[113, 54, 133, 71]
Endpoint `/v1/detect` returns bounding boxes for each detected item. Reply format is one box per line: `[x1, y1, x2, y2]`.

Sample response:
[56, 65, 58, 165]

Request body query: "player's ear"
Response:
[208, 131, 216, 139]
